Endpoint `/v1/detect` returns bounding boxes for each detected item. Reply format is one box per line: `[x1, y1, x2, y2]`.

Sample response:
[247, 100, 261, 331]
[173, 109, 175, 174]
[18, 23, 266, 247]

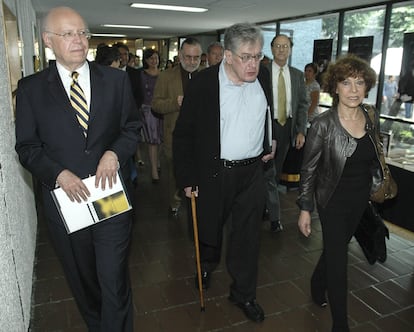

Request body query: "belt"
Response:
[221, 156, 261, 169]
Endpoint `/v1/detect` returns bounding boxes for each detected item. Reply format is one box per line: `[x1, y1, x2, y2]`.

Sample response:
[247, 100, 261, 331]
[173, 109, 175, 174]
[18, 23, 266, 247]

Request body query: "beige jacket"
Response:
[152, 65, 184, 158]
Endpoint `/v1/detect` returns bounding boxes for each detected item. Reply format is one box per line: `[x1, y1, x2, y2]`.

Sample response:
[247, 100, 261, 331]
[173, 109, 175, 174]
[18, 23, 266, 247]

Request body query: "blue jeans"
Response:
[405, 102, 413, 118]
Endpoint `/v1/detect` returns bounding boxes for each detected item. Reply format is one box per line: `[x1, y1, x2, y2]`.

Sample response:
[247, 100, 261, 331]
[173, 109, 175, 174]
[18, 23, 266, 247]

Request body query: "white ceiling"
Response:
[31, 0, 384, 39]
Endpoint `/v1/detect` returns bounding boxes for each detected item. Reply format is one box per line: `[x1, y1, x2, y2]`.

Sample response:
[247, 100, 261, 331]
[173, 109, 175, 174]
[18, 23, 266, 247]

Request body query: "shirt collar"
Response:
[272, 61, 287, 71]
[220, 58, 248, 87]
[56, 61, 89, 80]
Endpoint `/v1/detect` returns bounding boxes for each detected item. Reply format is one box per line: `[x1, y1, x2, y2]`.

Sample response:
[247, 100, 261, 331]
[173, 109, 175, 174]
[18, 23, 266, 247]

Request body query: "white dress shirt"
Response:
[219, 61, 267, 160]
[57, 61, 91, 109]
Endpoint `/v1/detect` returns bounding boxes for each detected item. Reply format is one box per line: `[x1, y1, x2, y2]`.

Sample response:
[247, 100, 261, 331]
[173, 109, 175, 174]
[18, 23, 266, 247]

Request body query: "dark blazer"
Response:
[267, 63, 308, 143]
[173, 64, 272, 245]
[126, 66, 144, 107]
[15, 61, 140, 217]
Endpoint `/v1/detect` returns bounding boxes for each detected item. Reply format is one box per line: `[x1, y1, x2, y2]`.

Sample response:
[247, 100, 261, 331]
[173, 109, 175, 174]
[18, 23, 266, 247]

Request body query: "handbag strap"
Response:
[361, 103, 376, 131]
[361, 104, 381, 142]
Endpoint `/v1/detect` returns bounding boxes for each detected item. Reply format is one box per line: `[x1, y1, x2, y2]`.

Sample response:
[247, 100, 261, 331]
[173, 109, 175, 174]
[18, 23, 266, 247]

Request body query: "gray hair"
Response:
[224, 23, 263, 53]
[180, 37, 202, 50]
[207, 41, 224, 54]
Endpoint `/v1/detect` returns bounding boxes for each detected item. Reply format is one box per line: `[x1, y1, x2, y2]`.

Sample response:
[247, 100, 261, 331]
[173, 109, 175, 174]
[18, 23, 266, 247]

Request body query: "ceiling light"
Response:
[130, 3, 208, 13]
[102, 24, 152, 29]
[92, 33, 127, 37]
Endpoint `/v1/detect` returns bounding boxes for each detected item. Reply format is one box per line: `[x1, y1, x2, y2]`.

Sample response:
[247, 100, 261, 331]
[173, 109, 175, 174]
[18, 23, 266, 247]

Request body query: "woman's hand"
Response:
[298, 210, 312, 237]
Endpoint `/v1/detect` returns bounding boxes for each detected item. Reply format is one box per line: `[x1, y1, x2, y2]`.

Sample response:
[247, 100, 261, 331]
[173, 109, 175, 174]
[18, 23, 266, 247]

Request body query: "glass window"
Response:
[279, 14, 338, 71]
[342, 6, 386, 107]
[381, 118, 414, 169]
[259, 23, 276, 60]
[380, 1, 414, 122]
[279, 14, 339, 107]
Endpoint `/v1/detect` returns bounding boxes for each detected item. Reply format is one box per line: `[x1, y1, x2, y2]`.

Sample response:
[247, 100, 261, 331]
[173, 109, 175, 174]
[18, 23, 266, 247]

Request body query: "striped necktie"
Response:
[70, 71, 89, 136]
[278, 67, 287, 126]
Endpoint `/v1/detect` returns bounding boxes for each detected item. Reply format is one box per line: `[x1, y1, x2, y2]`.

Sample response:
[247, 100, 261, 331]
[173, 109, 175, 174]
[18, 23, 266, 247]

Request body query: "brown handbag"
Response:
[364, 105, 398, 203]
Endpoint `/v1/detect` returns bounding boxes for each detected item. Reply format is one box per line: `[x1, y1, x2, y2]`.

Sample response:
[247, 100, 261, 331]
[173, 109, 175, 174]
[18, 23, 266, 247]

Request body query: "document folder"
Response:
[51, 172, 132, 234]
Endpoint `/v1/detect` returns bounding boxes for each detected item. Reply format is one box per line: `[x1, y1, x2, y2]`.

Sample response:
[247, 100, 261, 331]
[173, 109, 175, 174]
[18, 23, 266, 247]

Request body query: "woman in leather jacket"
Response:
[297, 54, 378, 332]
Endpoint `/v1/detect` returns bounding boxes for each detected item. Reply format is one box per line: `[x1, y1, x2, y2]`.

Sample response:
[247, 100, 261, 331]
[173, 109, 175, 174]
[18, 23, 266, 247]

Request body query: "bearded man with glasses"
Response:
[173, 23, 274, 323]
[152, 37, 203, 217]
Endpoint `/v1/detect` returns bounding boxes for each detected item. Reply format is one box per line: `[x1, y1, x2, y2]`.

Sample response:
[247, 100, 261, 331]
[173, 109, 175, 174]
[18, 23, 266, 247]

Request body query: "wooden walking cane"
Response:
[191, 189, 205, 311]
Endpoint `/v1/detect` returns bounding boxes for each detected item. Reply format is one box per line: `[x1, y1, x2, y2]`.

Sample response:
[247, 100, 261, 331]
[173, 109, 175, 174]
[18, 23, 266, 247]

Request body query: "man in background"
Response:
[206, 41, 224, 66]
[266, 34, 308, 232]
[114, 42, 143, 177]
[152, 37, 202, 216]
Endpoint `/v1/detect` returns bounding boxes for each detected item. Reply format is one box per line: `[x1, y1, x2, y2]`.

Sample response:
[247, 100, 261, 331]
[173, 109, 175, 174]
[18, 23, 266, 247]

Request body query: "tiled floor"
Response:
[30, 160, 414, 331]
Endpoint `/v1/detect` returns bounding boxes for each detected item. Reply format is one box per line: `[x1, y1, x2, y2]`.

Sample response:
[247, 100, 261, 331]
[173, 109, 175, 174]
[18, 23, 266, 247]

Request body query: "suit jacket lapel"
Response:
[47, 63, 80, 125]
[88, 62, 106, 127]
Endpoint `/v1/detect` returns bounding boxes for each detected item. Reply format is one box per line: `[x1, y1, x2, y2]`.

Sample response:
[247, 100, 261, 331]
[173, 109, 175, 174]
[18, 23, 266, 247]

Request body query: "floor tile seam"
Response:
[351, 260, 400, 279]
[348, 292, 384, 317]
[136, 295, 229, 314]
[351, 286, 400, 313]
[31, 297, 76, 307]
[350, 264, 390, 285]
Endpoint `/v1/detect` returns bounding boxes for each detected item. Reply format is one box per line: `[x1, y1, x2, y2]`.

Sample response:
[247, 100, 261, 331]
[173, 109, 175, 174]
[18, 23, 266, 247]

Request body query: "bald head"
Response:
[42, 7, 89, 72]
[43, 7, 87, 32]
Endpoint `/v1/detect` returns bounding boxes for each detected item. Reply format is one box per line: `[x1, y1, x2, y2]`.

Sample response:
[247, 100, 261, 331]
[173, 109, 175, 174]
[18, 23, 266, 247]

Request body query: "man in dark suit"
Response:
[114, 42, 143, 178]
[113, 42, 142, 107]
[15, 7, 139, 331]
[173, 23, 274, 323]
[265, 34, 308, 232]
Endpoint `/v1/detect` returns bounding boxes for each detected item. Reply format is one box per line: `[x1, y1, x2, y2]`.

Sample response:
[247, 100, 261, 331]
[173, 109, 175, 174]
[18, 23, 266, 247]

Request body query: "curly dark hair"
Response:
[323, 54, 377, 107]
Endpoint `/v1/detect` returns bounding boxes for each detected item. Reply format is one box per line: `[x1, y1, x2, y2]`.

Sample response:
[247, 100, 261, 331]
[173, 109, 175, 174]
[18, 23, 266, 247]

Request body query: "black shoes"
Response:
[195, 271, 211, 290]
[270, 220, 283, 233]
[311, 288, 327, 307]
[168, 206, 179, 218]
[228, 295, 265, 322]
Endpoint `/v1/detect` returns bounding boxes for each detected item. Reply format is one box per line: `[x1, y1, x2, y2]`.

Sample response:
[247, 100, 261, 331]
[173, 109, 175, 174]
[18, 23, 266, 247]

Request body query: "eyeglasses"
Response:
[183, 55, 201, 62]
[234, 52, 264, 63]
[46, 30, 91, 41]
[273, 44, 290, 49]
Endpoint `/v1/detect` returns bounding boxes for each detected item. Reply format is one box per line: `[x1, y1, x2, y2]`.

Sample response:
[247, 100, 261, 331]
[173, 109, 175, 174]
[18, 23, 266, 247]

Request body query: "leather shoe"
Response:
[195, 271, 210, 290]
[270, 220, 283, 233]
[228, 295, 264, 322]
[168, 207, 179, 218]
[311, 288, 327, 307]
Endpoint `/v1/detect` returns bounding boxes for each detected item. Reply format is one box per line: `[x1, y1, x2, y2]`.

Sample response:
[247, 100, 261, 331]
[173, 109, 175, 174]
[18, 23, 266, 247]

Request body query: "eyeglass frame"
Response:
[45, 30, 91, 41]
[233, 52, 264, 63]
[273, 44, 290, 50]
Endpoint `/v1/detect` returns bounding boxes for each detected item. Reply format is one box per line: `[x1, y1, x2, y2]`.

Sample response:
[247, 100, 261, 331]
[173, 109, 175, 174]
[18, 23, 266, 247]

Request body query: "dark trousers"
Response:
[164, 155, 181, 209]
[263, 160, 280, 222]
[45, 190, 133, 332]
[313, 199, 367, 331]
[273, 118, 292, 180]
[199, 160, 265, 302]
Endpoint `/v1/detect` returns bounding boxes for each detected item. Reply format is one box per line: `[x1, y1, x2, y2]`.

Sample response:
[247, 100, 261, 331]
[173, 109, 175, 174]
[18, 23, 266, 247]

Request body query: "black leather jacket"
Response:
[296, 105, 382, 212]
